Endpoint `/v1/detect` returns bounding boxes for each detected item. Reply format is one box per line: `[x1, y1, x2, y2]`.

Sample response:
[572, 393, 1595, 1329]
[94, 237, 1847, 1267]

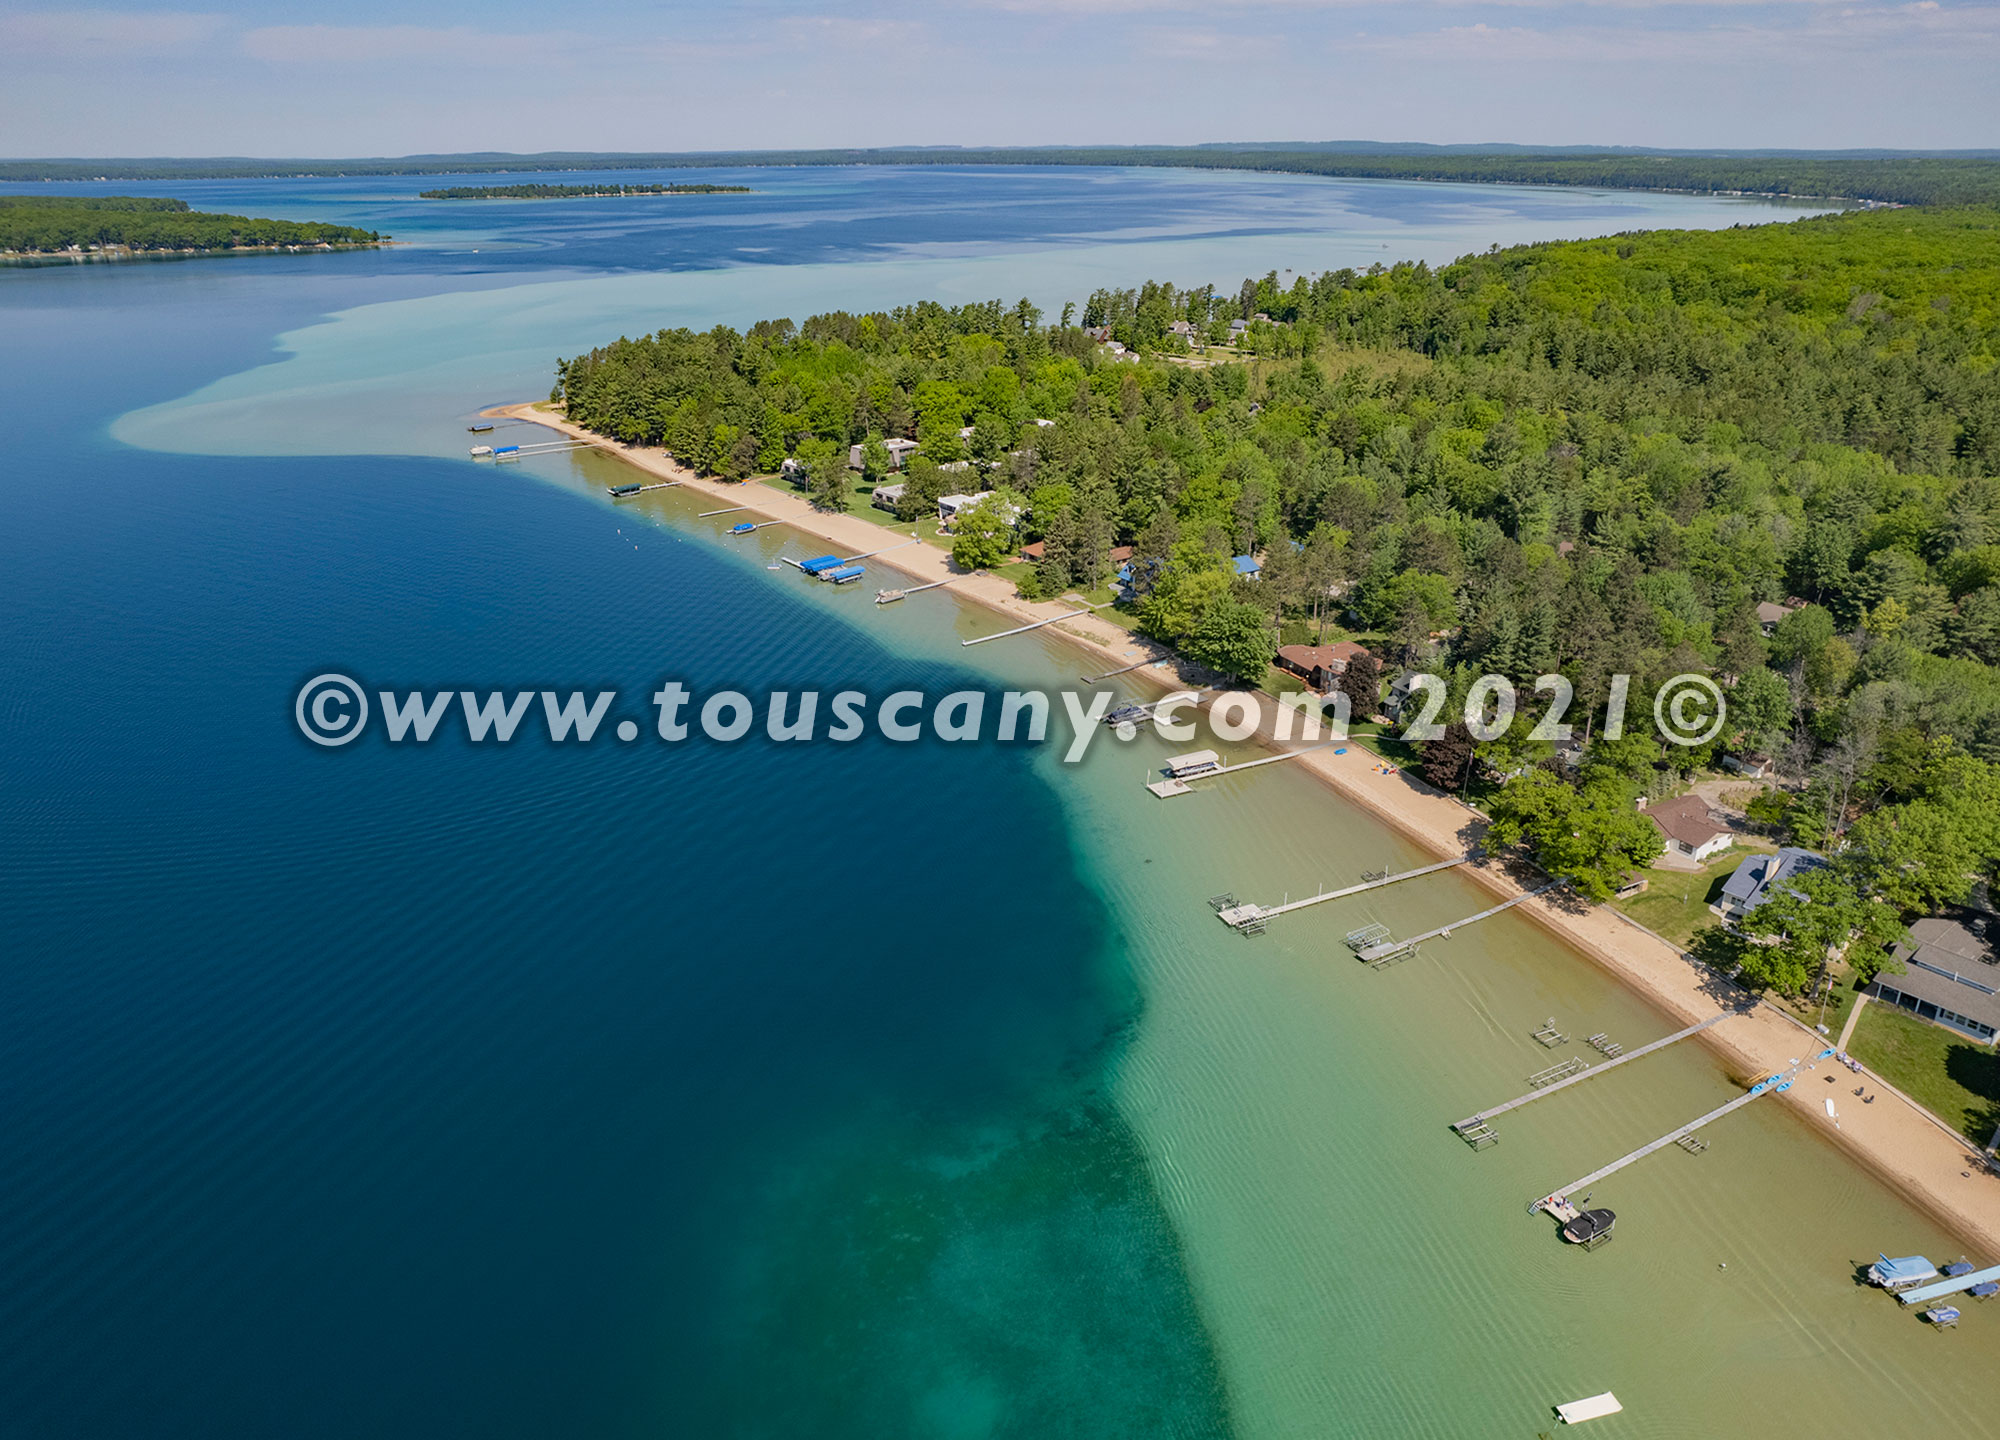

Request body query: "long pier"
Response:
[1531, 1050, 1831, 1215]
[1153, 738, 1344, 798]
[962, 610, 1093, 647]
[1354, 881, 1564, 964]
[1215, 857, 1468, 931]
[876, 577, 959, 604]
[1451, 1011, 1737, 1139]
[1897, 1263, 2000, 1306]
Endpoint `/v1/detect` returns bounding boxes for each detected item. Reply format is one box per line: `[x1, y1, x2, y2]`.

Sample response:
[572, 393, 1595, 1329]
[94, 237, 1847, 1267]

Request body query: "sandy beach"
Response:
[499, 400, 2000, 1258]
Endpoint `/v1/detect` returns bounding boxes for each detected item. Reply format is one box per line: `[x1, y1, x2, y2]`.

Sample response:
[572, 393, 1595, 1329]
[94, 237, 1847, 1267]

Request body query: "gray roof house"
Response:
[1711, 846, 1828, 923]
[1870, 914, 2000, 1043]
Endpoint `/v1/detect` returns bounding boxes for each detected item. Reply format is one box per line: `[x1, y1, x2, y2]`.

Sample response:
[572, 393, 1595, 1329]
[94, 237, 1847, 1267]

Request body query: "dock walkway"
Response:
[1451, 1011, 1736, 1140]
[1897, 1263, 2000, 1306]
[1354, 881, 1563, 964]
[1151, 738, 1346, 799]
[1214, 857, 1468, 931]
[1531, 1050, 1831, 1215]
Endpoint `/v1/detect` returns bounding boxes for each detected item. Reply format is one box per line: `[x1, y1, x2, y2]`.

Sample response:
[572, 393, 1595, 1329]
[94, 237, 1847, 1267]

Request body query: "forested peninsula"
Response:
[418, 183, 750, 199]
[12, 148, 2000, 207]
[0, 196, 382, 258]
[554, 204, 2000, 986]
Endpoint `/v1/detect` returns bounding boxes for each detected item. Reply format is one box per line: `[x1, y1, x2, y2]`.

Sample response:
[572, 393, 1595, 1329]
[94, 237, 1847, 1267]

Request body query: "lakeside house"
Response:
[1711, 846, 1828, 923]
[871, 482, 905, 514]
[1233, 555, 1262, 581]
[1869, 913, 2000, 1043]
[847, 437, 919, 471]
[1275, 641, 1374, 694]
[1640, 795, 1734, 862]
[780, 457, 806, 486]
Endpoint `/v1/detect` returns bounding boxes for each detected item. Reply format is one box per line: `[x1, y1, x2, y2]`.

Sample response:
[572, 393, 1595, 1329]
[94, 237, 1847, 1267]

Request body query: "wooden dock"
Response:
[962, 610, 1093, 647]
[1450, 1011, 1736, 1143]
[1530, 1049, 1832, 1216]
[875, 577, 958, 604]
[1352, 881, 1564, 964]
[1212, 857, 1469, 932]
[1148, 737, 1346, 799]
[1897, 1262, 2000, 1306]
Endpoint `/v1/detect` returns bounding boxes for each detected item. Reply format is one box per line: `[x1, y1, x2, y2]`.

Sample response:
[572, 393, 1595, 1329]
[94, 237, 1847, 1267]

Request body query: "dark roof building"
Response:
[1870, 914, 2000, 1043]
[1275, 642, 1375, 693]
[1712, 846, 1827, 922]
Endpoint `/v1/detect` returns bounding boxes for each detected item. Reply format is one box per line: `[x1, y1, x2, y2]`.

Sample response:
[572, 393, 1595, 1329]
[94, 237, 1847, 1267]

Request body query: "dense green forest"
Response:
[418, 182, 751, 199]
[557, 204, 2000, 962]
[11, 147, 2000, 206]
[0, 195, 381, 254]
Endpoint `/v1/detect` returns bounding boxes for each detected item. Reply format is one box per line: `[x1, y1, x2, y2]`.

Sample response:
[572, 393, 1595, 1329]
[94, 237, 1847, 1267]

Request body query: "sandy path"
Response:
[497, 402, 2000, 1257]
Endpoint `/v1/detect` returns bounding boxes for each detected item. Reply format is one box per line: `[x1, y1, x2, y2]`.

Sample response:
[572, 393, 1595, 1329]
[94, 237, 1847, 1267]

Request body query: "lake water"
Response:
[5, 165, 1988, 1438]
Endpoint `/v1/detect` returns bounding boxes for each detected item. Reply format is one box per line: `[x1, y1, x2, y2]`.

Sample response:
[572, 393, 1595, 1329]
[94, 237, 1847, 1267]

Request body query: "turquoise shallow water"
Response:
[6, 165, 1988, 1437]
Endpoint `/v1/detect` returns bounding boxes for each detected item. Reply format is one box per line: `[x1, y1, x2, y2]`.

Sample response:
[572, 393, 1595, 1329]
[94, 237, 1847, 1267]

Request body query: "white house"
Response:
[1639, 795, 1734, 862]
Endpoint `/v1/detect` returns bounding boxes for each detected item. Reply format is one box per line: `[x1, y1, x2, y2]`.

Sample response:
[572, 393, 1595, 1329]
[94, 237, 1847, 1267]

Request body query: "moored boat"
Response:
[1868, 1254, 1939, 1290]
[1921, 1305, 1961, 1328]
[1561, 1208, 1616, 1247]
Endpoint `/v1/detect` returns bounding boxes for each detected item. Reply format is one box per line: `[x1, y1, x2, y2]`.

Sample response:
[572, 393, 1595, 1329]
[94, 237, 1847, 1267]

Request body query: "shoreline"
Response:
[496, 400, 2000, 1258]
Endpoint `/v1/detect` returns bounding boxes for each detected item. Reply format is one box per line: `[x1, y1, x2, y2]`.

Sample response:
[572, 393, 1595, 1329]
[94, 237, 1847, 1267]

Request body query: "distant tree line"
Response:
[10, 148, 2000, 207]
[0, 196, 381, 254]
[417, 183, 751, 199]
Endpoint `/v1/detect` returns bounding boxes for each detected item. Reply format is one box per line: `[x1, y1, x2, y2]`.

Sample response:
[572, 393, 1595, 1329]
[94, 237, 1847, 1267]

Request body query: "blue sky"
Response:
[1, 1, 1994, 156]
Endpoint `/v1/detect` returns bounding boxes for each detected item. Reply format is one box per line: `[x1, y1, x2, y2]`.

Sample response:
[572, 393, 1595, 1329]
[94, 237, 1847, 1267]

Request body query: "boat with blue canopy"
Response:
[1869, 1255, 1939, 1290]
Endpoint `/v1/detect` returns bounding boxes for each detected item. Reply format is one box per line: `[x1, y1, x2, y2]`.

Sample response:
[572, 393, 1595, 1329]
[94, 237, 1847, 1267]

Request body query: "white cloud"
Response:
[0, 9, 224, 58]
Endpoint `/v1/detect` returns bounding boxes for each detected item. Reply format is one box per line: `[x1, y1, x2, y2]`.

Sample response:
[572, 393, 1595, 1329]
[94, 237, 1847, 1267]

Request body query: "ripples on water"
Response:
[8, 166, 1957, 1440]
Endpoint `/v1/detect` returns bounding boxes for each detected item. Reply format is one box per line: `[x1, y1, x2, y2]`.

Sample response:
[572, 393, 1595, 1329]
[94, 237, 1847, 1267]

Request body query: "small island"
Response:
[0, 195, 382, 260]
[417, 182, 752, 200]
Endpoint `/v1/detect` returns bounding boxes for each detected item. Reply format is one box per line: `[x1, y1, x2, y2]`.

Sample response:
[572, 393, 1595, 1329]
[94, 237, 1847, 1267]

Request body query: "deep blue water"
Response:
[0, 184, 1235, 1440]
[0, 167, 1835, 1438]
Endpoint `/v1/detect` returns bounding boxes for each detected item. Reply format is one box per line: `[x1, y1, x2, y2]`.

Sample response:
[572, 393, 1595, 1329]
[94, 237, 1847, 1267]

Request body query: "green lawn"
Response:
[1612, 848, 1757, 948]
[1848, 999, 2000, 1143]
[1767, 962, 1864, 1040]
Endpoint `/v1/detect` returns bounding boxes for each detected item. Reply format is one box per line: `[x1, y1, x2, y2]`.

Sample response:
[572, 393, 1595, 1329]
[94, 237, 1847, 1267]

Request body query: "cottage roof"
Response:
[1719, 846, 1827, 911]
[1882, 914, 2000, 1030]
[1642, 794, 1731, 849]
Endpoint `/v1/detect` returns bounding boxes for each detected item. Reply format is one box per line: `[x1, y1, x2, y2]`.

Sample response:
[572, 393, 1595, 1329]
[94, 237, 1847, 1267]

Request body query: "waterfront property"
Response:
[1640, 795, 1734, 863]
[1869, 914, 2000, 1043]
[1274, 641, 1373, 694]
[870, 482, 904, 513]
[847, 437, 918, 470]
[1711, 846, 1827, 923]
